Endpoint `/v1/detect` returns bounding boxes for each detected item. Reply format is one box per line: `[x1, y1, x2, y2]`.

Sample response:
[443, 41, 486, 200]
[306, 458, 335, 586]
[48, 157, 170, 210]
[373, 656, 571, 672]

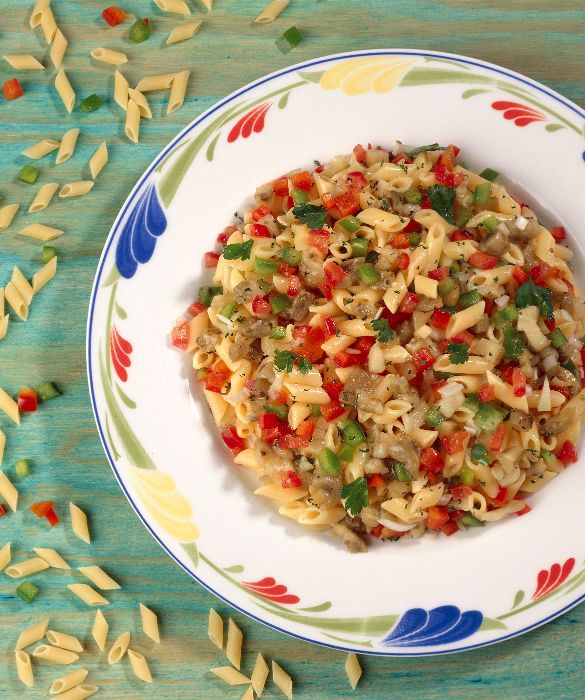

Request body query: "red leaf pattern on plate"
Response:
[110, 326, 133, 382]
[227, 103, 272, 143]
[532, 557, 575, 600]
[243, 576, 300, 604]
[491, 100, 547, 127]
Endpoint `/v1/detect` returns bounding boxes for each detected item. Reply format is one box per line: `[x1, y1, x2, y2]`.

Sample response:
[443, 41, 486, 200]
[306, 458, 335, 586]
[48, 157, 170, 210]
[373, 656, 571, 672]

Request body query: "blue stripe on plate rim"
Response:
[86, 49, 585, 656]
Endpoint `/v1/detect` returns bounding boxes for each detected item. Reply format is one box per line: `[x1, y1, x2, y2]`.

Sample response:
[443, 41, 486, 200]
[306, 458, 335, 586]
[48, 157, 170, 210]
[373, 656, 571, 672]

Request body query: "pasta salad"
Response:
[171, 142, 585, 552]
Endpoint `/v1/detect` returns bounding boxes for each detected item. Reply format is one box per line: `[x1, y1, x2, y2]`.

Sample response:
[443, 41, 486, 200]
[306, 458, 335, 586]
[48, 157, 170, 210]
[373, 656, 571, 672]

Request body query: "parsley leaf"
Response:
[292, 203, 327, 229]
[448, 342, 469, 365]
[371, 318, 395, 343]
[406, 143, 446, 158]
[470, 443, 490, 465]
[274, 350, 312, 374]
[515, 278, 553, 320]
[223, 239, 254, 260]
[427, 184, 456, 224]
[340, 476, 368, 516]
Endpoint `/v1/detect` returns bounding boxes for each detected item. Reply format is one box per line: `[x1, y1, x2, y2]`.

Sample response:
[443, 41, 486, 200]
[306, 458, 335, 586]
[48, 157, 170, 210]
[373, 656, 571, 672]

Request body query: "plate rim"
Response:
[86, 48, 585, 656]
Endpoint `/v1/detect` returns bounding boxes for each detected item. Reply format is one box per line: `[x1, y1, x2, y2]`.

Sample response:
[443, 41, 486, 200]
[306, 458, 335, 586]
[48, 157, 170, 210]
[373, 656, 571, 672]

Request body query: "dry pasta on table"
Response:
[172, 143, 585, 551]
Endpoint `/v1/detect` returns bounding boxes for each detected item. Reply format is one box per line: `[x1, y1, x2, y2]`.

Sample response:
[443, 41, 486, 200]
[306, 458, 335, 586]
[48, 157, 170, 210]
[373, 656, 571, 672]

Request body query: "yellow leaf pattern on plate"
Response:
[320, 57, 416, 96]
[130, 467, 199, 543]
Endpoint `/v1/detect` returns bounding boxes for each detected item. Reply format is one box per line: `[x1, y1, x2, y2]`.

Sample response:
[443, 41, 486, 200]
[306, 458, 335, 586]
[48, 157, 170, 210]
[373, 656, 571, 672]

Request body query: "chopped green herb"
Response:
[297, 357, 312, 374]
[425, 406, 446, 427]
[480, 167, 499, 182]
[254, 256, 278, 275]
[274, 350, 311, 374]
[197, 286, 223, 307]
[473, 182, 492, 204]
[470, 443, 490, 465]
[317, 447, 341, 476]
[515, 278, 553, 320]
[406, 143, 446, 158]
[223, 239, 254, 260]
[393, 462, 412, 482]
[427, 184, 456, 224]
[292, 203, 327, 229]
[371, 318, 394, 343]
[270, 325, 286, 340]
[340, 476, 368, 516]
[448, 342, 469, 365]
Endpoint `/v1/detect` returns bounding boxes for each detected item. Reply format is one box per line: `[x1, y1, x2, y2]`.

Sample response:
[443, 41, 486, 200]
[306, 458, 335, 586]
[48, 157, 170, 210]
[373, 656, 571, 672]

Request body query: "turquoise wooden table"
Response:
[2, 1, 585, 697]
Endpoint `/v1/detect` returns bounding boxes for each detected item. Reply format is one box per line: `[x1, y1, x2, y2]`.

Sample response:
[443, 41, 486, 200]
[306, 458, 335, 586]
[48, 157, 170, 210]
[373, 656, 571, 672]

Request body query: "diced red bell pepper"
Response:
[431, 379, 447, 401]
[426, 505, 450, 530]
[205, 360, 231, 393]
[292, 325, 310, 339]
[489, 423, 506, 451]
[516, 502, 532, 516]
[511, 265, 529, 285]
[478, 385, 495, 402]
[281, 470, 303, 487]
[551, 384, 571, 400]
[102, 5, 128, 25]
[323, 382, 343, 401]
[434, 163, 464, 187]
[449, 509, 465, 520]
[296, 419, 316, 441]
[18, 387, 38, 413]
[279, 263, 297, 277]
[292, 170, 312, 192]
[287, 275, 301, 297]
[395, 252, 410, 270]
[441, 520, 459, 536]
[370, 524, 384, 538]
[367, 474, 385, 488]
[484, 298, 495, 316]
[399, 292, 420, 315]
[380, 307, 409, 328]
[333, 191, 360, 217]
[252, 204, 272, 221]
[187, 301, 207, 317]
[391, 232, 410, 249]
[0, 504, 5, 517]
[437, 144, 460, 170]
[469, 251, 498, 270]
[551, 226, 566, 242]
[273, 390, 289, 405]
[308, 229, 330, 256]
[320, 400, 345, 421]
[353, 144, 367, 163]
[354, 337, 376, 354]
[558, 440, 577, 464]
[420, 447, 444, 474]
[346, 171, 368, 192]
[324, 261, 346, 288]
[432, 308, 451, 331]
[450, 484, 473, 499]
[204, 251, 220, 268]
[450, 230, 474, 241]
[492, 487, 509, 506]
[44, 507, 59, 527]
[259, 413, 279, 429]
[333, 351, 361, 368]
[216, 232, 229, 246]
[171, 319, 190, 351]
[543, 316, 556, 332]
[428, 267, 450, 281]
[451, 330, 475, 346]
[412, 347, 435, 373]
[250, 223, 271, 238]
[402, 219, 422, 234]
[221, 426, 245, 455]
[321, 193, 335, 211]
[3, 78, 23, 101]
[440, 431, 468, 455]
[273, 178, 289, 196]
[323, 316, 337, 336]
[512, 367, 526, 397]
[252, 295, 270, 316]
[530, 263, 551, 286]
[295, 326, 326, 363]
[420, 197, 432, 209]
[30, 501, 55, 517]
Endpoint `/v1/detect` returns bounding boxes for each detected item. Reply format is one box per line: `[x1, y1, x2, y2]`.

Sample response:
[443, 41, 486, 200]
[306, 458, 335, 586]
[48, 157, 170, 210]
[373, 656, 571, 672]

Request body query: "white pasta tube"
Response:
[59, 181, 94, 198]
[255, 0, 289, 23]
[5, 282, 28, 321]
[49, 668, 89, 695]
[32, 644, 79, 665]
[30, 0, 51, 28]
[29, 182, 59, 212]
[15, 650, 34, 687]
[167, 70, 190, 114]
[140, 603, 160, 643]
[108, 630, 130, 664]
[34, 546, 69, 569]
[32, 256, 58, 293]
[68, 583, 109, 606]
[50, 28, 68, 67]
[89, 142, 108, 178]
[3, 54, 44, 69]
[127, 88, 152, 118]
[114, 70, 129, 109]
[125, 99, 141, 143]
[0, 204, 20, 231]
[155, 0, 191, 13]
[5, 557, 49, 578]
[90, 47, 128, 65]
[46, 630, 84, 653]
[78, 565, 120, 590]
[40, 7, 57, 42]
[135, 73, 176, 92]
[15, 618, 49, 650]
[20, 223, 63, 241]
[54, 69, 75, 113]
[56, 128, 80, 165]
[128, 649, 153, 683]
[23, 139, 60, 159]
[92, 610, 108, 651]
[166, 20, 202, 44]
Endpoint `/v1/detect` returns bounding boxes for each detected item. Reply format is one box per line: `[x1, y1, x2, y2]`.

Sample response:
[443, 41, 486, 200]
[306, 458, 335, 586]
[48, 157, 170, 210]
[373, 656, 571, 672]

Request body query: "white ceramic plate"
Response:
[87, 50, 585, 655]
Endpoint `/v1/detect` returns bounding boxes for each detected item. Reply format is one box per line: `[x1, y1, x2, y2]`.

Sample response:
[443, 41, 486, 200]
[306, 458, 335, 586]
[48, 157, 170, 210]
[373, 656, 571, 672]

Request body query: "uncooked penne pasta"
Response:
[5, 282, 28, 321]
[15, 650, 34, 687]
[92, 609, 108, 651]
[69, 502, 91, 543]
[140, 603, 160, 643]
[49, 668, 89, 695]
[226, 618, 243, 670]
[23, 139, 60, 159]
[0, 204, 20, 231]
[20, 223, 63, 241]
[272, 661, 293, 700]
[3, 54, 44, 70]
[46, 630, 84, 653]
[114, 70, 129, 109]
[15, 619, 49, 650]
[5, 557, 49, 578]
[128, 649, 153, 683]
[40, 7, 57, 42]
[90, 47, 128, 65]
[54, 69, 75, 113]
[127, 88, 152, 118]
[201, 0, 212, 10]
[135, 73, 176, 92]
[32, 256, 58, 293]
[30, 0, 51, 28]
[254, 0, 289, 23]
[0, 541, 11, 570]
[0, 391, 20, 425]
[155, 0, 191, 14]
[68, 584, 109, 607]
[32, 644, 79, 665]
[51, 683, 99, 700]
[251, 653, 269, 696]
[50, 28, 68, 67]
[59, 181, 94, 198]
[166, 20, 202, 44]
[167, 70, 190, 114]
[34, 547, 69, 569]
[56, 127, 80, 165]
[125, 100, 141, 143]
[0, 429, 5, 461]
[12, 267, 34, 306]
[78, 565, 120, 590]
[345, 652, 362, 690]
[207, 608, 223, 648]
[108, 630, 130, 664]
[209, 667, 250, 686]
[89, 142, 108, 179]
[29, 182, 59, 213]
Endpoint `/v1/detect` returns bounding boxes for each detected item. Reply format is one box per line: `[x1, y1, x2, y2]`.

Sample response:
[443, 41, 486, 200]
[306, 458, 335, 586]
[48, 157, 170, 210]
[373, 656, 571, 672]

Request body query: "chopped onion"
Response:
[430, 327, 443, 341]
[494, 295, 510, 308]
[439, 382, 463, 397]
[216, 314, 233, 327]
[392, 140, 405, 156]
[378, 517, 416, 532]
[542, 352, 558, 372]
[437, 493, 452, 506]
[515, 215, 529, 231]
[567, 337, 583, 352]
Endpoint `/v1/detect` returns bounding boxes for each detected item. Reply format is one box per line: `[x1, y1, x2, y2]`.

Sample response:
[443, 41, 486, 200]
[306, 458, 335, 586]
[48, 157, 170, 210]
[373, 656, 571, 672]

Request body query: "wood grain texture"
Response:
[1, 0, 585, 697]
